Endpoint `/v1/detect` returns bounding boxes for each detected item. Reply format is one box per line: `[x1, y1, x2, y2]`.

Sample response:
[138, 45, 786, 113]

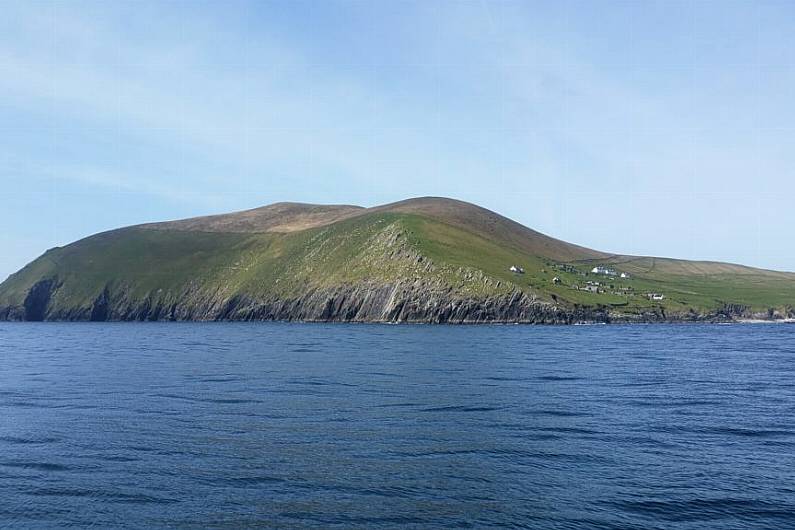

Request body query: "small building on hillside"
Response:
[552, 276, 561, 284]
[509, 265, 525, 274]
[591, 266, 618, 276]
[620, 272, 631, 279]
[648, 293, 665, 301]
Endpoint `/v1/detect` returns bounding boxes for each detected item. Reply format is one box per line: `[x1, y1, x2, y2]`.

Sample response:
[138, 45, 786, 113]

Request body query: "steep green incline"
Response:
[0, 228, 255, 311]
[1, 198, 794, 322]
[0, 212, 521, 320]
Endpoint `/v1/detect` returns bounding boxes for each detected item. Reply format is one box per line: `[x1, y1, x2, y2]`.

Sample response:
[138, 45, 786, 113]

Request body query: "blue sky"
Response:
[1, 0, 794, 280]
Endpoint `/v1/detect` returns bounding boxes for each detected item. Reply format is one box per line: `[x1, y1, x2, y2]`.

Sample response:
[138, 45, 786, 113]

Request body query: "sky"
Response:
[1, 0, 794, 281]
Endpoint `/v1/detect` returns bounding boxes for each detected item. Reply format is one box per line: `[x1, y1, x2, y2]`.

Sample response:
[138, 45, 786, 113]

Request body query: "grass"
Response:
[1, 209, 793, 318]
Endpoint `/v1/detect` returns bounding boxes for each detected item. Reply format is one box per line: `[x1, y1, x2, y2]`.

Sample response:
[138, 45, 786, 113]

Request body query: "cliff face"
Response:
[2, 197, 794, 323]
[4, 275, 789, 324]
[2, 277, 578, 323]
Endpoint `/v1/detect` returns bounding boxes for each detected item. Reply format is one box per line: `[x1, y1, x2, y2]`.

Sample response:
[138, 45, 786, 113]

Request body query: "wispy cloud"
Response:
[0, 0, 793, 275]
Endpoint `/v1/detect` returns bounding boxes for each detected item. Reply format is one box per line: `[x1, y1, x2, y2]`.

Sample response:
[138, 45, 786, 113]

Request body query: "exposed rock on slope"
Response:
[2, 197, 794, 323]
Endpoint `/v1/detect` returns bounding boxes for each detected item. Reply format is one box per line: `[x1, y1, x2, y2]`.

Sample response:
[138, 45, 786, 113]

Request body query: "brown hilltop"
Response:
[140, 202, 364, 234]
[142, 196, 607, 263]
[370, 197, 606, 263]
[138, 196, 794, 278]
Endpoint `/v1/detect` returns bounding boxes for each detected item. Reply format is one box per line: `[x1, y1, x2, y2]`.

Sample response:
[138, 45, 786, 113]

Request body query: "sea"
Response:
[1, 322, 794, 529]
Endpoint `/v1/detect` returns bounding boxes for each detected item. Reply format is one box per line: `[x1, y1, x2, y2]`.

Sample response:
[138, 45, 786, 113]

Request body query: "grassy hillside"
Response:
[1, 197, 793, 322]
[0, 212, 518, 318]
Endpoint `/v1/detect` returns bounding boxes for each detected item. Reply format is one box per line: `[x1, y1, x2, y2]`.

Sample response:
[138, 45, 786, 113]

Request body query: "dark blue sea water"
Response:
[1, 323, 794, 529]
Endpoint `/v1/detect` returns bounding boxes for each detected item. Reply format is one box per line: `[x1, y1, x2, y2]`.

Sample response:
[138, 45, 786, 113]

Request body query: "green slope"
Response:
[1, 198, 794, 322]
[0, 212, 518, 318]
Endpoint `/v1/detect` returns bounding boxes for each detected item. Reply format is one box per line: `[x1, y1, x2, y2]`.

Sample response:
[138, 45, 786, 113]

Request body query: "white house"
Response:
[509, 265, 525, 274]
[620, 272, 631, 279]
[648, 293, 665, 301]
[591, 266, 618, 276]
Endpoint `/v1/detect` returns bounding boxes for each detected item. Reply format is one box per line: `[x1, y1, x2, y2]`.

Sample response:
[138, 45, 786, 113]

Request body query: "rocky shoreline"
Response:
[1, 278, 791, 324]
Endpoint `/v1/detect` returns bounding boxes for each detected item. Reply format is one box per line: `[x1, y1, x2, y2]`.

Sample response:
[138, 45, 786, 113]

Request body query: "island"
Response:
[2, 197, 793, 323]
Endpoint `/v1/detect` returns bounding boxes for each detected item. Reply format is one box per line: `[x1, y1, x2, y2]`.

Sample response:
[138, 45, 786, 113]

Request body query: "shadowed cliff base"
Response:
[2, 197, 794, 323]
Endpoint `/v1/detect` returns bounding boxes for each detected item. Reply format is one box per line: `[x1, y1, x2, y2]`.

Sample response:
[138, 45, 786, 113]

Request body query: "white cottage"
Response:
[591, 266, 618, 276]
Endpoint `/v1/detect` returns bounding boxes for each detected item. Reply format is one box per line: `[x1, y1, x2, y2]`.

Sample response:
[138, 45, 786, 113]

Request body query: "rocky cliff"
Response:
[2, 197, 794, 323]
[5, 274, 790, 324]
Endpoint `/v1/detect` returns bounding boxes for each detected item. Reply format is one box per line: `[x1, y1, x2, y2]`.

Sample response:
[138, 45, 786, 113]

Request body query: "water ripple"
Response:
[0, 322, 793, 529]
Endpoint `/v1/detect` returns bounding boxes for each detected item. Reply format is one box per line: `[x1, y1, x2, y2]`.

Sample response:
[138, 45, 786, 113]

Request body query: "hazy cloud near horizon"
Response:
[1, 0, 794, 279]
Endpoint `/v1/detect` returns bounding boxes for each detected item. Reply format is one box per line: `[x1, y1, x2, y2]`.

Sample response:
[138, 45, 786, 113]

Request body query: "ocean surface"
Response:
[1, 323, 794, 529]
